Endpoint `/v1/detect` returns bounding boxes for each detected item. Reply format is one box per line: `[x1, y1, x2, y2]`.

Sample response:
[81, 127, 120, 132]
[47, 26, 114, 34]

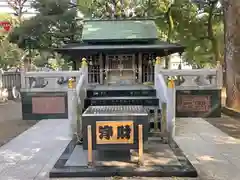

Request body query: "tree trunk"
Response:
[165, 6, 174, 69]
[223, 0, 240, 110]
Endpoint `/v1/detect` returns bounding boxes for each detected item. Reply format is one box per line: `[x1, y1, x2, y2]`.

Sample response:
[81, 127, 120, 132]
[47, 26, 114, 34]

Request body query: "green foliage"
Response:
[0, 13, 23, 68]
[5, 0, 223, 68]
[76, 0, 92, 17]
[0, 39, 24, 69]
[154, 0, 223, 66]
[32, 51, 67, 69]
[8, 0, 82, 51]
[77, 0, 147, 19]
[77, 0, 223, 67]
[0, 13, 19, 39]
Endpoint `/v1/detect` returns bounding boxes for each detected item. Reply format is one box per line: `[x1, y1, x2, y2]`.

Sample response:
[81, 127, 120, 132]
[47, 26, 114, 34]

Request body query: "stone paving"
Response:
[174, 118, 240, 180]
[0, 117, 239, 180]
[0, 101, 37, 146]
[0, 119, 71, 180]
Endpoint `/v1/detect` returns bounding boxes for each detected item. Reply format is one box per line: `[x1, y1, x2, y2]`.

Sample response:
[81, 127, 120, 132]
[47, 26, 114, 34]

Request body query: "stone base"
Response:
[49, 137, 197, 178]
[20, 91, 68, 120]
[222, 106, 240, 118]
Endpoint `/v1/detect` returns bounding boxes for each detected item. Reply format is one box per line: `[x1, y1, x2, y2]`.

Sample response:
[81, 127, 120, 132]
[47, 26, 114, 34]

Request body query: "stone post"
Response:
[154, 57, 163, 132]
[167, 79, 176, 140]
[154, 57, 161, 88]
[161, 102, 167, 134]
[71, 57, 88, 142]
[216, 61, 223, 89]
[68, 78, 77, 138]
[20, 69, 26, 89]
[0, 69, 3, 88]
[81, 58, 88, 85]
[198, 67, 211, 86]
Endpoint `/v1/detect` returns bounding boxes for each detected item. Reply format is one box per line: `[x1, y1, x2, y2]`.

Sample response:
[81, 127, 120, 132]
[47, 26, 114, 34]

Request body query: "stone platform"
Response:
[87, 84, 154, 91]
[49, 137, 197, 178]
[1, 117, 240, 179]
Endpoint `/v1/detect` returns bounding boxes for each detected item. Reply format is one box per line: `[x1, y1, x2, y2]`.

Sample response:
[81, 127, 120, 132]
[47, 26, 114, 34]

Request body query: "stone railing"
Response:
[154, 59, 176, 141]
[158, 62, 223, 90]
[72, 59, 88, 140]
[155, 74, 172, 137]
[20, 59, 89, 136]
[20, 70, 82, 90]
[154, 58, 223, 140]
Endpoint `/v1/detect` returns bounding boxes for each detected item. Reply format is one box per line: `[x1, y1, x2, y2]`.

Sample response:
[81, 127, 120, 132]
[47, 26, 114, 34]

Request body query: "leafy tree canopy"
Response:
[0, 13, 19, 39]
[7, 0, 223, 67]
[0, 40, 24, 69]
[77, 0, 223, 66]
[0, 13, 23, 69]
[8, 0, 82, 51]
[77, 0, 152, 19]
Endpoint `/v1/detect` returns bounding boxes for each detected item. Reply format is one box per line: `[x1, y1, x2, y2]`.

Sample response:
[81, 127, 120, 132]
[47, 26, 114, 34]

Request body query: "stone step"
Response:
[84, 96, 159, 107]
[87, 85, 156, 98]
[87, 89, 156, 98]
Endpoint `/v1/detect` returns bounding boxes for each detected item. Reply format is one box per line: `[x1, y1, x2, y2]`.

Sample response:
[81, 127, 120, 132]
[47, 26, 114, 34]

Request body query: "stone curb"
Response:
[222, 106, 240, 118]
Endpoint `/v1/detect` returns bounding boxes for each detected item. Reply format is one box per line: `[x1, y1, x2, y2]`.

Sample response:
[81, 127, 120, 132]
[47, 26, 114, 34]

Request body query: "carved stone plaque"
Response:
[176, 90, 221, 118]
[177, 95, 211, 112]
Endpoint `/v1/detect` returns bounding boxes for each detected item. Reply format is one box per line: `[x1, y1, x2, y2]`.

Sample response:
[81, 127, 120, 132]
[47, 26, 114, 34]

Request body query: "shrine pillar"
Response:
[154, 57, 162, 86]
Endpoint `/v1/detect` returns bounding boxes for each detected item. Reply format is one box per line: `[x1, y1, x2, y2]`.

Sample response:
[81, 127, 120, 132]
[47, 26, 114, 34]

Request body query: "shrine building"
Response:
[56, 19, 185, 85]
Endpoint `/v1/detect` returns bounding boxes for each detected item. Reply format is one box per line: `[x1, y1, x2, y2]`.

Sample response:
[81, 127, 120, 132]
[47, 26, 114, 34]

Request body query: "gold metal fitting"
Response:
[167, 79, 175, 88]
[155, 56, 161, 65]
[68, 78, 74, 89]
[81, 58, 88, 68]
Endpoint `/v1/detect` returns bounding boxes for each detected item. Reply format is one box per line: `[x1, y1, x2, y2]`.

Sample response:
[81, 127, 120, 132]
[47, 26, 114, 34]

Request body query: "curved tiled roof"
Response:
[82, 19, 159, 43]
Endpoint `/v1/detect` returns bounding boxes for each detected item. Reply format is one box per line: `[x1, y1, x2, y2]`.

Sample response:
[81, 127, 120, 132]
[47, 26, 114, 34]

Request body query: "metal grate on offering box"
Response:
[83, 105, 148, 116]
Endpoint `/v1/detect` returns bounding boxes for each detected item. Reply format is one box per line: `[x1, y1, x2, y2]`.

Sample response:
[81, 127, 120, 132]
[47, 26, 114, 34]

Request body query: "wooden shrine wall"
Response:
[83, 52, 157, 85]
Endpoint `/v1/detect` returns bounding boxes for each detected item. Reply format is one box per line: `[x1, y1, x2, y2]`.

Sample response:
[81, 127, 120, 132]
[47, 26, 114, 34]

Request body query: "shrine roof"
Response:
[56, 40, 185, 56]
[82, 19, 159, 43]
